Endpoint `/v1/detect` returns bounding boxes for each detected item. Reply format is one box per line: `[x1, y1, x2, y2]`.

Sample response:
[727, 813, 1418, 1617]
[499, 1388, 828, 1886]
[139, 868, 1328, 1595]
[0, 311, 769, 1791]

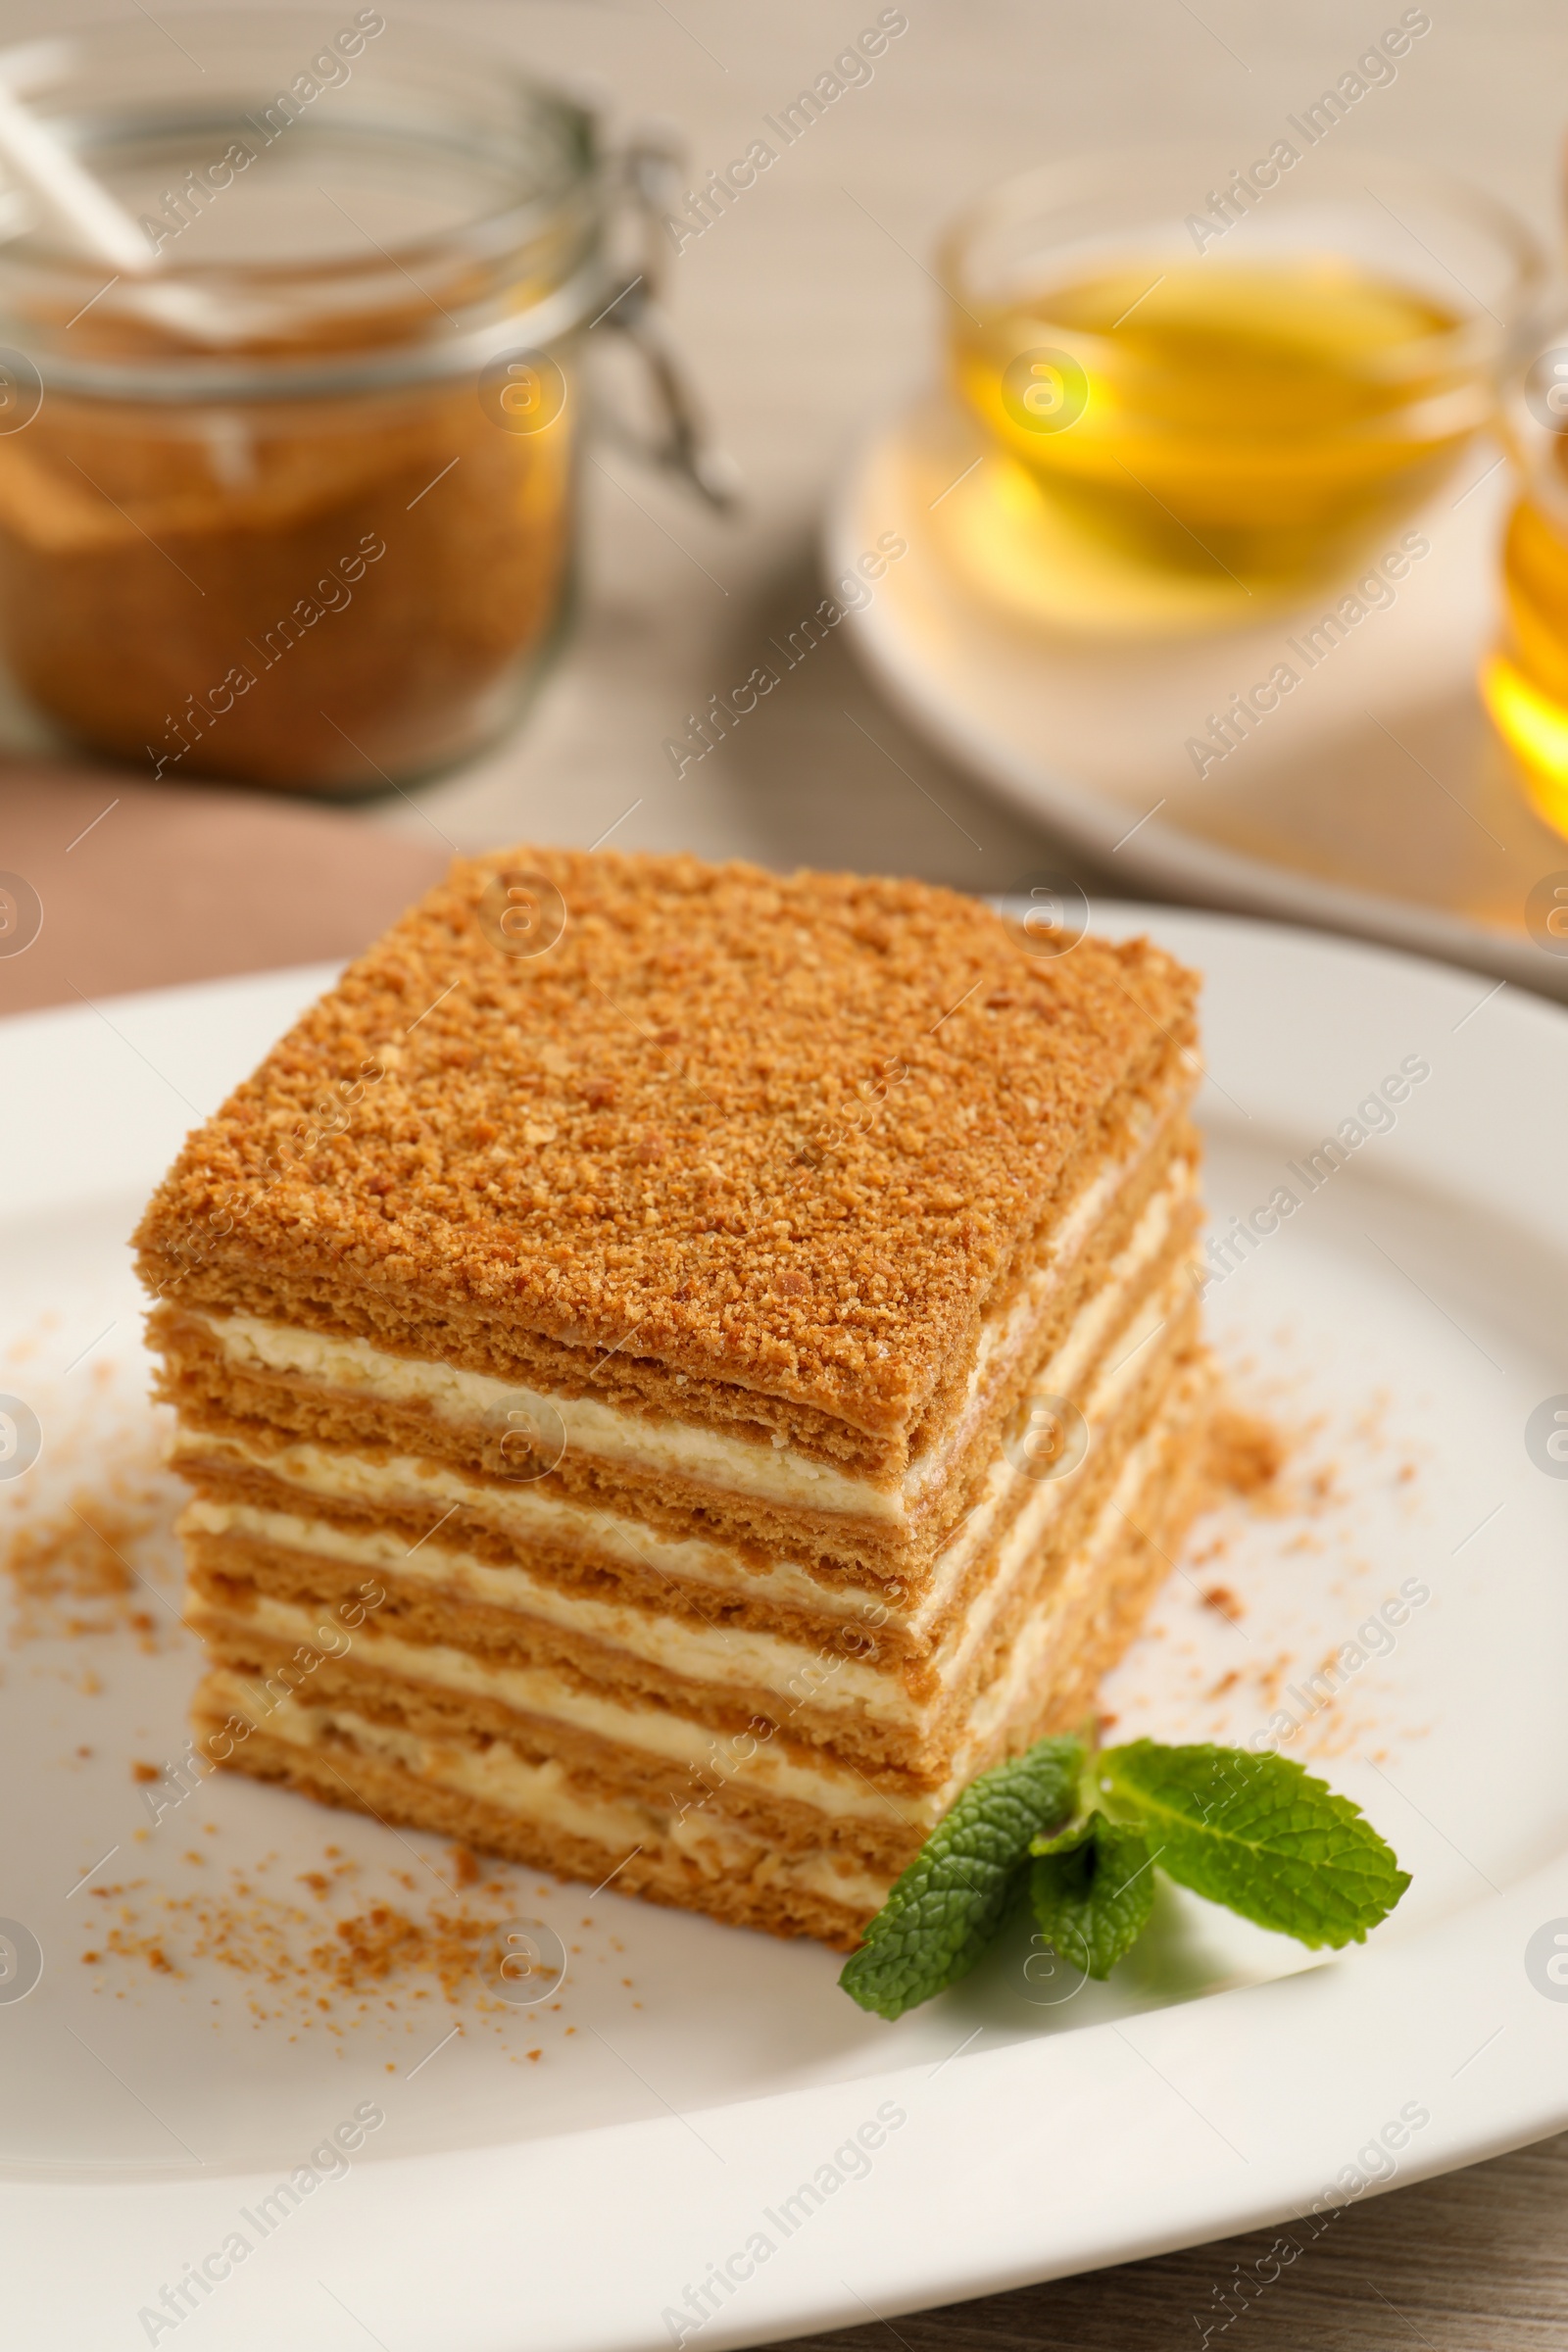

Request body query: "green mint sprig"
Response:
[1097, 1740, 1412, 1950]
[1029, 1809, 1156, 1983]
[837, 1736, 1083, 2021]
[840, 1736, 1410, 2020]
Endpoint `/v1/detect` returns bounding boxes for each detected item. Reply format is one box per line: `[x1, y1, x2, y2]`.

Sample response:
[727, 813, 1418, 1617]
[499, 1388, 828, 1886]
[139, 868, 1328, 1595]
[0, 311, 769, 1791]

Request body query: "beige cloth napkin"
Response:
[0, 760, 447, 1016]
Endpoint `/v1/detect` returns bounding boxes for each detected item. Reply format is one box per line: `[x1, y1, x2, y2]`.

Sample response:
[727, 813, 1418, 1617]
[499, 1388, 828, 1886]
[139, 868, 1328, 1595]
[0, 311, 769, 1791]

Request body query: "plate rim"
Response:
[827, 407, 1568, 1004]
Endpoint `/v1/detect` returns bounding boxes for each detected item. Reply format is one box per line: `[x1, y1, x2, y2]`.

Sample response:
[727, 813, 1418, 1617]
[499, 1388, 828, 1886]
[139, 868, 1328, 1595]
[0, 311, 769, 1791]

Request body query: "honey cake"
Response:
[135, 848, 1218, 1948]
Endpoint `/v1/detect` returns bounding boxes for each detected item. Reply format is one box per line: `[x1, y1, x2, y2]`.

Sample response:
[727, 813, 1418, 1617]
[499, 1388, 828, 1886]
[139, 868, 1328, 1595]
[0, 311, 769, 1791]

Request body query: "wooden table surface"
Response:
[2, 0, 1565, 2335]
[779, 2132, 1568, 2351]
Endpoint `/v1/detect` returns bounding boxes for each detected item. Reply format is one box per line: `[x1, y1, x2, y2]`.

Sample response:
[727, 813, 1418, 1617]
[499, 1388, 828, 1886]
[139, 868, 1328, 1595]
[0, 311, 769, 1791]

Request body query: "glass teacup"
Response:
[937, 148, 1542, 632]
[1479, 305, 1568, 840]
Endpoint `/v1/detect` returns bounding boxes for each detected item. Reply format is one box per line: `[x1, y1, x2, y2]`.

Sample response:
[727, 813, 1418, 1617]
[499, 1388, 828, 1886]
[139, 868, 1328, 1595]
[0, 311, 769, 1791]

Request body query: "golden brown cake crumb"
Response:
[1207, 1408, 1286, 1497]
[3, 1486, 172, 1645]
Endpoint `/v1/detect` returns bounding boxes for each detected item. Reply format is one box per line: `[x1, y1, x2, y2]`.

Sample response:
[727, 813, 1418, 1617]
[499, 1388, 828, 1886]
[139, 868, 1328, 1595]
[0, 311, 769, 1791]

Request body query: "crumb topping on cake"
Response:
[135, 851, 1197, 1426]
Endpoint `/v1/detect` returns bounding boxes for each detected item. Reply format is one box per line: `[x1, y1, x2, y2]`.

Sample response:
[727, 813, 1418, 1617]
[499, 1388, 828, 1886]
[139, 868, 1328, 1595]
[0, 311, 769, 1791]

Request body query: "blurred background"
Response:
[3, 0, 1568, 1019]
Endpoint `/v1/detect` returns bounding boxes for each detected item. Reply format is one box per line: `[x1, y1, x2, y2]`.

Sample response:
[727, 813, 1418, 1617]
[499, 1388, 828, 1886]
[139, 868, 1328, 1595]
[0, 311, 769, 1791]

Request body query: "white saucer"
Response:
[4, 914, 1568, 2349]
[829, 399, 1568, 1002]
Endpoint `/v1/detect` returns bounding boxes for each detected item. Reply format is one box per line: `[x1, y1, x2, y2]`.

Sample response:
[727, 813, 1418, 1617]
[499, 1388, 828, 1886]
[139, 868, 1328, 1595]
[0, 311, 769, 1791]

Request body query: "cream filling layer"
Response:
[187, 1331, 1203, 1831]
[181, 1494, 907, 1726]
[908, 1180, 1187, 1636]
[179, 1263, 1194, 1735]
[921, 1267, 1193, 1702]
[200, 1677, 895, 1915]
[191, 1587, 922, 1824]
[937, 1361, 1211, 1803]
[205, 1310, 889, 1517]
[171, 1424, 875, 1623]
[190, 1118, 1190, 1525]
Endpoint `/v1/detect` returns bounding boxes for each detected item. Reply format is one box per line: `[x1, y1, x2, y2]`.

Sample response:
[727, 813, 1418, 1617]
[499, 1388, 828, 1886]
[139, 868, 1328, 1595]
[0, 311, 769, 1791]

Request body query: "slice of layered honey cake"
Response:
[135, 850, 1218, 1949]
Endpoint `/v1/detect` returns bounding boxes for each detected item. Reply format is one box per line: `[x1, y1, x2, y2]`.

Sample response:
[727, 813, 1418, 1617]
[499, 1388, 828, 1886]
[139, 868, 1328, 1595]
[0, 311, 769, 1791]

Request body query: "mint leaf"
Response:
[1099, 1741, 1410, 1949]
[839, 1736, 1083, 2020]
[1028, 1810, 1155, 1981]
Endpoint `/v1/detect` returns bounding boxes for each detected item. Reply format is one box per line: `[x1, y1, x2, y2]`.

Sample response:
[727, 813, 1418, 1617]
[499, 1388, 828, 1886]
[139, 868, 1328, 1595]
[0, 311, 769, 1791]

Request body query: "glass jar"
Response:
[0, 12, 721, 791]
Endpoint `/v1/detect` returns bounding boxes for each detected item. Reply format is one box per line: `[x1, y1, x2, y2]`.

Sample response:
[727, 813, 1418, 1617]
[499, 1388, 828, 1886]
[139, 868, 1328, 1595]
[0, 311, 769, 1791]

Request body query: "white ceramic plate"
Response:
[831, 400, 1568, 1003]
[4, 913, 1568, 2351]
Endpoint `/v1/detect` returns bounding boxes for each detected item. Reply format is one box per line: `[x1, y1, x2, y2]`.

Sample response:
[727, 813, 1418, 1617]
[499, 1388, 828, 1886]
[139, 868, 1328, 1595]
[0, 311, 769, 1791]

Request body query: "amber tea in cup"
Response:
[1481, 323, 1568, 839]
[939, 152, 1540, 629]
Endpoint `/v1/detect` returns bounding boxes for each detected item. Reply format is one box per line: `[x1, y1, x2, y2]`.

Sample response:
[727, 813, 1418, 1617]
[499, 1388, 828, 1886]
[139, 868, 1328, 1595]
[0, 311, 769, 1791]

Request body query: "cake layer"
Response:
[157, 1159, 1201, 1587]
[134, 855, 1201, 1452]
[176, 1283, 1201, 1778]
[165, 1214, 1200, 1707]
[193, 1356, 1215, 1947]
[192, 1698, 887, 1950]
[180, 1128, 1194, 1513]
[135, 850, 1218, 1956]
[150, 1089, 1195, 1504]
[187, 1345, 1210, 1823]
